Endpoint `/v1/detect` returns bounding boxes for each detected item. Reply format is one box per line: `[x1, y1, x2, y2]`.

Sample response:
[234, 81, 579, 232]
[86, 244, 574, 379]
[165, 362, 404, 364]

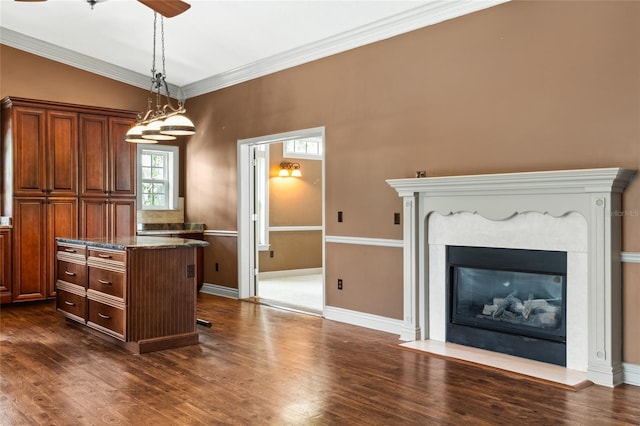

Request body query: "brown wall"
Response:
[183, 1, 640, 362]
[3, 1, 640, 363]
[258, 143, 322, 272]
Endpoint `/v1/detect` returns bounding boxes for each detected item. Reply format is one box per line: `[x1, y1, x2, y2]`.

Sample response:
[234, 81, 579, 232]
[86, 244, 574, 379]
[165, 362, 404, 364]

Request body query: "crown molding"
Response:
[1, 0, 509, 99]
[0, 27, 181, 95]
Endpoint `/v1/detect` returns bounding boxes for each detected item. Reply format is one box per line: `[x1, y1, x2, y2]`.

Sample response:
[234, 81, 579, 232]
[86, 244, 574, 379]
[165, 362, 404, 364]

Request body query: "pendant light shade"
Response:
[141, 120, 176, 141]
[160, 114, 196, 136]
[125, 124, 154, 143]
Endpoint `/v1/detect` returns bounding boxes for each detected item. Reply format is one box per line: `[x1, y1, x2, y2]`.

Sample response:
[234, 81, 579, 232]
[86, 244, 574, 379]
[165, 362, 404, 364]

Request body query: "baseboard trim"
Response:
[323, 305, 403, 335]
[623, 362, 640, 386]
[200, 283, 239, 299]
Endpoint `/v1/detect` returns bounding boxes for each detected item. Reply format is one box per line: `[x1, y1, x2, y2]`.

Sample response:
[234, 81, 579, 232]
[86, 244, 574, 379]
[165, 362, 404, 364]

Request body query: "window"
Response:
[283, 137, 322, 159]
[137, 144, 179, 210]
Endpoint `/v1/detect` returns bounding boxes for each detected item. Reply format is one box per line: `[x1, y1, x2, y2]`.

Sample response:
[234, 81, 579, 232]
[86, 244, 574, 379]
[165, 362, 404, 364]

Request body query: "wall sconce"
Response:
[279, 162, 302, 177]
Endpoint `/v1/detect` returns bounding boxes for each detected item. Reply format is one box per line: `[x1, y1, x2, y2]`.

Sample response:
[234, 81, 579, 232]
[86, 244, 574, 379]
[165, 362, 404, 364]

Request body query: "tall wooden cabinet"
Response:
[0, 227, 12, 304]
[1, 97, 137, 304]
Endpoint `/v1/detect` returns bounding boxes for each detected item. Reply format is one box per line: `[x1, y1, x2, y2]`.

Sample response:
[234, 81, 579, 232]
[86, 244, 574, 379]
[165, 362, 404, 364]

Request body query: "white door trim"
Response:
[237, 127, 326, 302]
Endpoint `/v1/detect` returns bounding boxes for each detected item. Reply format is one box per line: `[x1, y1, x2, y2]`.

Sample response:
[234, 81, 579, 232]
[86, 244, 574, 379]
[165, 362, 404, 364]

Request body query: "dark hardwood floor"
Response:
[2, 294, 640, 425]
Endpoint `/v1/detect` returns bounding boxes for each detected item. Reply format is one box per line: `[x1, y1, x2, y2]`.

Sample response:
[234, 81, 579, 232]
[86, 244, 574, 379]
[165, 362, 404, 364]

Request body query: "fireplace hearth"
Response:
[447, 245, 567, 366]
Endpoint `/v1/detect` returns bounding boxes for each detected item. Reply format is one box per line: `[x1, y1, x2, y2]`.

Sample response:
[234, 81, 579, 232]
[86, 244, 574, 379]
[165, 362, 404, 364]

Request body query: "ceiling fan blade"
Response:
[137, 0, 191, 18]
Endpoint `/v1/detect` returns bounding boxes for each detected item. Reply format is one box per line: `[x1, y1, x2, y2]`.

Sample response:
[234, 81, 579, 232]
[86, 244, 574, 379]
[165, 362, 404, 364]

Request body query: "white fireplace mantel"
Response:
[387, 168, 636, 387]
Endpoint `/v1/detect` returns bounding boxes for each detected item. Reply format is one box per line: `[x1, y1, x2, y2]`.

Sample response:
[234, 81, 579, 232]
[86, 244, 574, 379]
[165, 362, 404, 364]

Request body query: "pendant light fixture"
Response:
[126, 12, 196, 143]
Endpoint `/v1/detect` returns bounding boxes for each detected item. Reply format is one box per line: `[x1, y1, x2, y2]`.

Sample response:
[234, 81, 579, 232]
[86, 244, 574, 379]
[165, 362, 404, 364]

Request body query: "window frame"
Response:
[136, 144, 179, 211]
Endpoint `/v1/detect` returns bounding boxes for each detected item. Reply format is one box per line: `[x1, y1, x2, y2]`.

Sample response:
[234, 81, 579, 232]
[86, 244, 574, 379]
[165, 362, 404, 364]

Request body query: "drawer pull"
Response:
[64, 271, 76, 276]
[98, 312, 111, 320]
[64, 248, 77, 253]
[97, 279, 112, 285]
[98, 254, 112, 259]
[64, 300, 76, 306]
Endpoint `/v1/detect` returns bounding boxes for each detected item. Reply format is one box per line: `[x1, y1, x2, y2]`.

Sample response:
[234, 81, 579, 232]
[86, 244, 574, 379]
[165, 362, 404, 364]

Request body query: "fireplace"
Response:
[446, 245, 567, 366]
[387, 168, 636, 387]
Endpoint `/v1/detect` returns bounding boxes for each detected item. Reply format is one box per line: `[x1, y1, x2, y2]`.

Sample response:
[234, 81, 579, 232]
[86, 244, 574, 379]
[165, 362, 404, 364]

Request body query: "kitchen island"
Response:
[55, 236, 209, 354]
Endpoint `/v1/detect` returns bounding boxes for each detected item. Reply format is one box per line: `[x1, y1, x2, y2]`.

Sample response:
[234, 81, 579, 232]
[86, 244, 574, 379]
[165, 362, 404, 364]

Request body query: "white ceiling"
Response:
[0, 0, 508, 99]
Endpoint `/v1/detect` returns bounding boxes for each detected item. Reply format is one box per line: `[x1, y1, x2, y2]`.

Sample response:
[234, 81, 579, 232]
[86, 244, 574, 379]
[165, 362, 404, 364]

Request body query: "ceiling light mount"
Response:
[126, 11, 196, 143]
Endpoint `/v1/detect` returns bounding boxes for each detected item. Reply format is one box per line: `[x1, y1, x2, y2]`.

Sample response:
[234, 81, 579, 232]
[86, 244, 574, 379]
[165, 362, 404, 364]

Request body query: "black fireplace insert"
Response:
[446, 245, 567, 366]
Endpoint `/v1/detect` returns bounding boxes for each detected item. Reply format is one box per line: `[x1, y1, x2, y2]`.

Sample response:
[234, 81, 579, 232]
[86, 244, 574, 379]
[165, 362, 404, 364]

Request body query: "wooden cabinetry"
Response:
[80, 197, 136, 240]
[55, 237, 207, 353]
[0, 228, 12, 304]
[1, 97, 137, 304]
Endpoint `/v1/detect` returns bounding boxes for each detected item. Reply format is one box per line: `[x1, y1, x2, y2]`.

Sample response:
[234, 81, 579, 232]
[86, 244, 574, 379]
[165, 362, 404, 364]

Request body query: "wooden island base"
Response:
[55, 236, 209, 354]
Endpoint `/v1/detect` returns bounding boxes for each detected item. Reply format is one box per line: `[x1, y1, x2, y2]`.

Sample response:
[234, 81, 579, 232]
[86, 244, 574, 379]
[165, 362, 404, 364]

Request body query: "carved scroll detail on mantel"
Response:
[388, 168, 636, 388]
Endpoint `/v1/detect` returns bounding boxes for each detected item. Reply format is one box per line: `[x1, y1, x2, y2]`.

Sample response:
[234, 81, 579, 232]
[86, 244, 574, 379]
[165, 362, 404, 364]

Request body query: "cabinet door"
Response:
[0, 228, 12, 304]
[47, 111, 78, 196]
[46, 198, 78, 297]
[80, 198, 109, 240]
[13, 107, 47, 196]
[79, 114, 109, 197]
[109, 117, 136, 197]
[110, 198, 136, 239]
[13, 198, 47, 301]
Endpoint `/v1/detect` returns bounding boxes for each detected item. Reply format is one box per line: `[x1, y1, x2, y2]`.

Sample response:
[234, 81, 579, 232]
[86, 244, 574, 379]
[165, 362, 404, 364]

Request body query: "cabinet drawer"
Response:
[88, 267, 125, 299]
[88, 300, 125, 339]
[57, 243, 86, 257]
[56, 289, 87, 322]
[88, 249, 126, 264]
[57, 260, 87, 287]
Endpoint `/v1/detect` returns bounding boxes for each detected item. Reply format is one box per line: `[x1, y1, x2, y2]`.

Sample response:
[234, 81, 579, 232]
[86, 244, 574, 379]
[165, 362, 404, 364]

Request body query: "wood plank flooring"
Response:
[2, 294, 640, 425]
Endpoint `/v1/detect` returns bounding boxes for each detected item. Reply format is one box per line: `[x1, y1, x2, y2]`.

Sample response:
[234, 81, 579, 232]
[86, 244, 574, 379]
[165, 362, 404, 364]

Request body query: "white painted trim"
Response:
[0, 28, 180, 95]
[238, 127, 326, 301]
[203, 230, 238, 237]
[622, 252, 640, 263]
[1, 2, 509, 98]
[623, 363, 640, 387]
[269, 226, 323, 232]
[200, 283, 239, 299]
[323, 306, 403, 336]
[258, 268, 323, 279]
[325, 235, 403, 248]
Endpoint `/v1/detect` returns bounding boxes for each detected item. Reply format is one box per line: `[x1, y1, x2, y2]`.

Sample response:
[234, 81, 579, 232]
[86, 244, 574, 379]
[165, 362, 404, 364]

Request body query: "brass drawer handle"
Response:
[64, 300, 76, 306]
[64, 248, 76, 253]
[97, 279, 112, 285]
[98, 313, 111, 320]
[64, 271, 76, 276]
[98, 254, 112, 259]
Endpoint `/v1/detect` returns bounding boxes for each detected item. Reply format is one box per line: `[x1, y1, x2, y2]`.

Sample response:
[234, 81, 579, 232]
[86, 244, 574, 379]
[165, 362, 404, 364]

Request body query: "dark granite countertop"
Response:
[56, 236, 209, 251]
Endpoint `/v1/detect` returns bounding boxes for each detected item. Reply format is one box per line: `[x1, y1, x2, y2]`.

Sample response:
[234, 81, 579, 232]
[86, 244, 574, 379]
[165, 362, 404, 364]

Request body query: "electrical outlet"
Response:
[270, 250, 274, 258]
[394, 212, 401, 225]
[338, 211, 343, 223]
[338, 279, 343, 290]
[215, 263, 219, 272]
[186, 264, 195, 278]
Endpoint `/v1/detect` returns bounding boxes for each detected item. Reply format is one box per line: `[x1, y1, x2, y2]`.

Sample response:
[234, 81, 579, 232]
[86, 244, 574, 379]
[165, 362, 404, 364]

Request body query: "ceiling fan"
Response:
[14, 0, 191, 18]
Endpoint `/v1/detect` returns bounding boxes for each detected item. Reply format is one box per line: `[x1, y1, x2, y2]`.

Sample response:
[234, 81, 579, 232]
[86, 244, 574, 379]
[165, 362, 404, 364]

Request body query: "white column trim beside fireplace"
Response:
[388, 168, 636, 387]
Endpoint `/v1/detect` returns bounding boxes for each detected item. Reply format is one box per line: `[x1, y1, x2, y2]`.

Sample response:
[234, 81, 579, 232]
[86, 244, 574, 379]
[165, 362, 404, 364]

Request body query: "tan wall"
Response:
[3, 1, 640, 362]
[183, 1, 640, 362]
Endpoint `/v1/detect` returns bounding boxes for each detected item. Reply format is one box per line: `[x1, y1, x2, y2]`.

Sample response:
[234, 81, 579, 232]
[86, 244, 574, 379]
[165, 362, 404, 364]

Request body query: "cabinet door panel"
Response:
[79, 115, 109, 197]
[47, 198, 78, 297]
[13, 108, 46, 195]
[48, 111, 78, 196]
[80, 198, 108, 240]
[110, 117, 136, 196]
[13, 199, 47, 301]
[111, 199, 136, 239]
[0, 229, 12, 304]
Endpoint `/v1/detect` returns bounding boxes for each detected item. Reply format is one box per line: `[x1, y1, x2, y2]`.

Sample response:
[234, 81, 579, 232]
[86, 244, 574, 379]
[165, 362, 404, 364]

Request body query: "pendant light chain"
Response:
[124, 11, 196, 143]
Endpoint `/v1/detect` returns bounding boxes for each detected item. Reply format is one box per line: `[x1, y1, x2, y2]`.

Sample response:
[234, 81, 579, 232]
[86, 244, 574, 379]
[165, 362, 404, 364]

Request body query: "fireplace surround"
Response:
[387, 168, 635, 387]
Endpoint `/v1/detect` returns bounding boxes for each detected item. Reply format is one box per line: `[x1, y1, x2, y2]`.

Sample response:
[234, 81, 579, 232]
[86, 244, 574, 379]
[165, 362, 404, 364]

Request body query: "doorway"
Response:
[237, 127, 325, 315]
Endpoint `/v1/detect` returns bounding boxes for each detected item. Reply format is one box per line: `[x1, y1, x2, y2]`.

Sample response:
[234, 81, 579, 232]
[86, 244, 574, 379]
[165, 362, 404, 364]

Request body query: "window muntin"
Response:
[283, 137, 322, 159]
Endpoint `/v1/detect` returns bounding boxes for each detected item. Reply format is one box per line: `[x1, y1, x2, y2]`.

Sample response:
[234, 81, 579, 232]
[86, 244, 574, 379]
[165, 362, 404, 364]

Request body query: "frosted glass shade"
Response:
[160, 114, 196, 136]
